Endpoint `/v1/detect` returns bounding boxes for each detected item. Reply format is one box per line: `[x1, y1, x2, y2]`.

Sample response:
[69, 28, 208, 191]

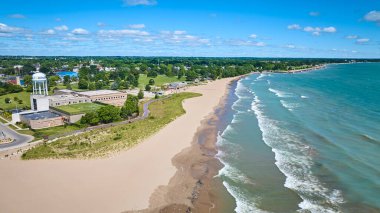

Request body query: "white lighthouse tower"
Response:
[30, 71, 50, 111]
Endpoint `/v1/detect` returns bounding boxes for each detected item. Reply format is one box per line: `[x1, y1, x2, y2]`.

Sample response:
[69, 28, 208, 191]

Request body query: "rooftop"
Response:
[22, 111, 61, 120]
[78, 90, 124, 97]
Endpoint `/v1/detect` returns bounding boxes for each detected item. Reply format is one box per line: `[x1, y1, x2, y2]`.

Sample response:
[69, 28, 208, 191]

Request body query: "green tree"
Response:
[80, 112, 99, 126]
[95, 81, 103, 90]
[63, 75, 71, 85]
[66, 83, 72, 90]
[186, 70, 198, 81]
[97, 105, 121, 123]
[78, 79, 88, 89]
[48, 76, 60, 87]
[110, 82, 120, 90]
[13, 97, 19, 101]
[23, 75, 32, 86]
[138, 90, 144, 99]
[5, 98, 11, 104]
[120, 95, 139, 118]
[149, 79, 155, 85]
[18, 100, 23, 104]
[88, 82, 96, 90]
[145, 84, 151, 91]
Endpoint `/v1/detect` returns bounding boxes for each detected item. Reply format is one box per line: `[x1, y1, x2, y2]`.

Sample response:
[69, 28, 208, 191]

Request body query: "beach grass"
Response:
[55, 102, 104, 115]
[138, 74, 186, 89]
[22, 92, 202, 159]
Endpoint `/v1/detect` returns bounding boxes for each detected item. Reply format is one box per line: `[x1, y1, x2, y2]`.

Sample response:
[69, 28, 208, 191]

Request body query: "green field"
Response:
[22, 92, 201, 159]
[0, 91, 31, 110]
[55, 102, 104, 115]
[138, 74, 186, 89]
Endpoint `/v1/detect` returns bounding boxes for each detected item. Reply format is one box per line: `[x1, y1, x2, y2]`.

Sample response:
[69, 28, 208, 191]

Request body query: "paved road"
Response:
[0, 123, 34, 151]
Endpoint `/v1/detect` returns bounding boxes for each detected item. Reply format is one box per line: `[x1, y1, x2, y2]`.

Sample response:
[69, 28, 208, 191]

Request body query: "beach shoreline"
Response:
[135, 76, 240, 212]
[0, 77, 238, 213]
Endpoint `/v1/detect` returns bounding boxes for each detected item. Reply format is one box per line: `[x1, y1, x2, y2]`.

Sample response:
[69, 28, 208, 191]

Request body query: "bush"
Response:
[145, 84, 151, 91]
[138, 90, 144, 99]
[97, 105, 121, 123]
[120, 95, 139, 118]
[5, 98, 11, 104]
[80, 112, 99, 126]
[149, 79, 155, 85]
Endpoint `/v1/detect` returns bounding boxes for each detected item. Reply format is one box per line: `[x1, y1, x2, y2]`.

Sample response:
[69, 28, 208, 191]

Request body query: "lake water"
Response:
[216, 63, 380, 213]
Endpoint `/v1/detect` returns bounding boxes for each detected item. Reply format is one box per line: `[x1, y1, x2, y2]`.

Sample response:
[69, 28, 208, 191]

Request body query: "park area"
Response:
[55, 102, 105, 115]
[138, 74, 186, 89]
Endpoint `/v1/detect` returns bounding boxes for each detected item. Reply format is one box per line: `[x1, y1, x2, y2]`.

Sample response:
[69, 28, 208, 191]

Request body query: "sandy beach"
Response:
[0, 77, 235, 213]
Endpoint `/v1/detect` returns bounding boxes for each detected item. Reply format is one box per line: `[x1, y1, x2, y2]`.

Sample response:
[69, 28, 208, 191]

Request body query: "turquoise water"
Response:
[217, 63, 380, 213]
[56, 71, 78, 79]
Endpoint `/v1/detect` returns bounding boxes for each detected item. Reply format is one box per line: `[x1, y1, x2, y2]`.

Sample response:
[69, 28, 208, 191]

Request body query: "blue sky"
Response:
[0, 0, 379, 58]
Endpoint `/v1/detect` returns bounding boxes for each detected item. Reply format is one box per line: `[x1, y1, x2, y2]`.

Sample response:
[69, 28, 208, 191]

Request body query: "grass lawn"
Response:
[32, 124, 83, 138]
[138, 74, 186, 89]
[0, 91, 30, 110]
[22, 92, 201, 159]
[55, 102, 104, 115]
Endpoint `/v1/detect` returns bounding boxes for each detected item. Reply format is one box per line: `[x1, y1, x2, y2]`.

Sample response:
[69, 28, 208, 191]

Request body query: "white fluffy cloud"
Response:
[356, 38, 370, 44]
[346, 35, 358, 39]
[229, 39, 265, 47]
[288, 24, 301, 30]
[0, 23, 22, 33]
[323, 27, 337, 33]
[302, 26, 336, 35]
[159, 30, 210, 45]
[129, 24, 145, 29]
[55, 25, 69, 31]
[41, 29, 55, 35]
[123, 0, 157, 6]
[72, 28, 89, 35]
[98, 29, 150, 37]
[249, 34, 257, 39]
[364, 11, 380, 24]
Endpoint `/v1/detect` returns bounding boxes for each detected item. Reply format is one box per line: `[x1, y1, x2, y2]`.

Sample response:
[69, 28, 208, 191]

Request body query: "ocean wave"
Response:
[301, 95, 309, 99]
[268, 88, 294, 98]
[255, 73, 270, 81]
[250, 94, 344, 213]
[280, 100, 301, 111]
[223, 181, 270, 213]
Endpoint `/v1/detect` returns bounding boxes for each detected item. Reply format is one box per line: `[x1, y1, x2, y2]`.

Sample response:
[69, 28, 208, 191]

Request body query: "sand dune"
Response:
[0, 78, 233, 213]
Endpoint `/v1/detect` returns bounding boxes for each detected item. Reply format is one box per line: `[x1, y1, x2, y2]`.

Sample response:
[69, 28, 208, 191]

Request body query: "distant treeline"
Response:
[1, 57, 379, 88]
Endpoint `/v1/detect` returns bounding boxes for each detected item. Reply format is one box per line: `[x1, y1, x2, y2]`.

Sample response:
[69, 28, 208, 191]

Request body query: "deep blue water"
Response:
[217, 63, 380, 213]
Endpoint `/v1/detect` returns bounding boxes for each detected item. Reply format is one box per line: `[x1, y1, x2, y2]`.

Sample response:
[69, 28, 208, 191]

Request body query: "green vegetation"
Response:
[138, 90, 144, 99]
[0, 91, 30, 110]
[138, 74, 186, 89]
[120, 95, 139, 119]
[32, 124, 83, 139]
[55, 102, 104, 115]
[22, 92, 201, 159]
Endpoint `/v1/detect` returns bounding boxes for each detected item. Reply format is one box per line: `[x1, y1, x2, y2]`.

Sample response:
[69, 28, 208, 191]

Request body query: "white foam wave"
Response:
[280, 100, 300, 111]
[269, 88, 293, 98]
[223, 181, 270, 213]
[255, 73, 268, 81]
[301, 95, 309, 99]
[250, 94, 344, 213]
